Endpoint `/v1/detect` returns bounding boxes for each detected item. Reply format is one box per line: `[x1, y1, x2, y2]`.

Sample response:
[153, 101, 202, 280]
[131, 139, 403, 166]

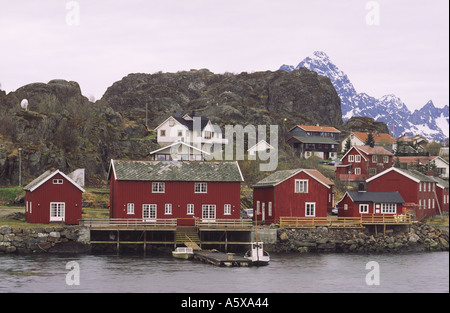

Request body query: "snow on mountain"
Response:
[280, 51, 449, 142]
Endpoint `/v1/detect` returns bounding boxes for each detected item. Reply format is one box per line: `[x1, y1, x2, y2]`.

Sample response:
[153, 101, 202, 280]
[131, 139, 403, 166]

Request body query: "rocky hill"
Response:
[0, 68, 342, 186]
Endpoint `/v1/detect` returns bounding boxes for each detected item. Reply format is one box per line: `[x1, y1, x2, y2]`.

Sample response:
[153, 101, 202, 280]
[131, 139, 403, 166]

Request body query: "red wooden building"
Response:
[23, 170, 85, 225]
[252, 168, 334, 224]
[335, 145, 393, 182]
[336, 190, 405, 219]
[108, 160, 244, 223]
[366, 167, 438, 220]
[434, 177, 449, 213]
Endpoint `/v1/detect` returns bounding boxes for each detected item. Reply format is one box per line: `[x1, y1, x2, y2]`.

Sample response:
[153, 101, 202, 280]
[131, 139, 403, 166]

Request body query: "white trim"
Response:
[305, 202, 316, 217]
[28, 170, 85, 193]
[235, 161, 245, 182]
[366, 167, 420, 184]
[340, 146, 367, 162]
[149, 141, 211, 155]
[154, 116, 189, 131]
[50, 202, 65, 222]
[359, 204, 369, 214]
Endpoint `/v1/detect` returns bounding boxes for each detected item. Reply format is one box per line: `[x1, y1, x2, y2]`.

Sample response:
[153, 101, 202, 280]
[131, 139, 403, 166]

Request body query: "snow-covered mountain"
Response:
[280, 51, 449, 142]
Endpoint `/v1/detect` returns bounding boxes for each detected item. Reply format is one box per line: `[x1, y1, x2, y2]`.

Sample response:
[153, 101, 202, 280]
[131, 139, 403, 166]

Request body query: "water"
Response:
[0, 252, 448, 293]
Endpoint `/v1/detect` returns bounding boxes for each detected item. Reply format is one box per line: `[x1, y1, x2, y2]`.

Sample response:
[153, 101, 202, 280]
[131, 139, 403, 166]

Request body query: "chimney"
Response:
[426, 170, 434, 177]
[358, 182, 366, 192]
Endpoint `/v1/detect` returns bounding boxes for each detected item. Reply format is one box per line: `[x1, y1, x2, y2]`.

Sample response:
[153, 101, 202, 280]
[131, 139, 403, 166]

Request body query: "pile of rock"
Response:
[0, 225, 90, 254]
[268, 222, 449, 254]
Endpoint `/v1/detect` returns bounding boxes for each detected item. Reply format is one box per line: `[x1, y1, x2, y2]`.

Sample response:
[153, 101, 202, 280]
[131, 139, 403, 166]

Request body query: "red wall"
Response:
[436, 187, 449, 213]
[368, 170, 438, 218]
[253, 171, 333, 224]
[109, 178, 241, 221]
[25, 173, 83, 225]
[336, 194, 402, 218]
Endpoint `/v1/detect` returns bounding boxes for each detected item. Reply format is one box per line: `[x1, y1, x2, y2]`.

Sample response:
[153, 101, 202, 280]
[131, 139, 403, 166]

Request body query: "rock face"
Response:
[1, 69, 342, 185]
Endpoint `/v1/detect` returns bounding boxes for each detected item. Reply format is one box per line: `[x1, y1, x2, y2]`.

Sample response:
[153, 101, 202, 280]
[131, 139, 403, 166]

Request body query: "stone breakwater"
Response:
[266, 223, 449, 254]
[0, 225, 91, 254]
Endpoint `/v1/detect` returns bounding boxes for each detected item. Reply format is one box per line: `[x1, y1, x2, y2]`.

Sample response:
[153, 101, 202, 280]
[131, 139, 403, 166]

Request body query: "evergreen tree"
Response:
[365, 132, 375, 147]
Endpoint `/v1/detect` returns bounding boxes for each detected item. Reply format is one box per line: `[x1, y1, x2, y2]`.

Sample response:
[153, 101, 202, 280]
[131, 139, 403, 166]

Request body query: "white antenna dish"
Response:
[20, 99, 29, 111]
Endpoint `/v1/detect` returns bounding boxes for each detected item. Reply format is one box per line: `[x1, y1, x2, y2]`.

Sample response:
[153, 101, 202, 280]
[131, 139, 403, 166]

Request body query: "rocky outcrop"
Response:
[267, 223, 449, 254]
[0, 224, 90, 254]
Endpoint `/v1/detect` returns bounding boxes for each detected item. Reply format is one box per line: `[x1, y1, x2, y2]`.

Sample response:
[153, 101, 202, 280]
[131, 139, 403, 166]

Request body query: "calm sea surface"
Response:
[0, 252, 448, 293]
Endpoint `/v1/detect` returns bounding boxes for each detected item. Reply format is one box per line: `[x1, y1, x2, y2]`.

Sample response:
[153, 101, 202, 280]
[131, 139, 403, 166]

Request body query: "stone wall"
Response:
[265, 222, 449, 254]
[0, 225, 90, 254]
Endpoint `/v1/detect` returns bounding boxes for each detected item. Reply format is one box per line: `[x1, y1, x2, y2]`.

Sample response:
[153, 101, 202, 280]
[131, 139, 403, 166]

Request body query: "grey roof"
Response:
[173, 116, 210, 131]
[395, 168, 436, 183]
[110, 160, 243, 182]
[23, 170, 54, 191]
[347, 191, 404, 203]
[433, 177, 449, 189]
[253, 168, 334, 188]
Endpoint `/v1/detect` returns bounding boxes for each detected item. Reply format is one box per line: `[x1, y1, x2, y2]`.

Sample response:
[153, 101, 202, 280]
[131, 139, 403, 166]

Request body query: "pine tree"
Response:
[365, 132, 375, 147]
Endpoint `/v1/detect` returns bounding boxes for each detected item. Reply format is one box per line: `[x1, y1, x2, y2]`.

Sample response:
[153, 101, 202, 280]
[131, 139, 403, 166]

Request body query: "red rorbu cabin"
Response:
[108, 160, 244, 224]
[252, 168, 334, 225]
[366, 167, 439, 220]
[336, 191, 405, 220]
[23, 170, 85, 225]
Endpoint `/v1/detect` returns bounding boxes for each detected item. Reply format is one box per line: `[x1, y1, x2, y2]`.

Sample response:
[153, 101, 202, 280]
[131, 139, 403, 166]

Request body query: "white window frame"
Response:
[152, 182, 165, 193]
[195, 183, 207, 193]
[187, 204, 194, 215]
[143, 204, 157, 220]
[165, 203, 172, 215]
[383, 156, 389, 163]
[295, 179, 308, 193]
[355, 155, 361, 163]
[50, 202, 65, 221]
[268, 202, 272, 217]
[127, 203, 135, 214]
[355, 168, 361, 175]
[372, 155, 377, 163]
[348, 155, 354, 162]
[202, 204, 216, 220]
[305, 202, 316, 217]
[53, 179, 63, 184]
[256, 201, 260, 215]
[381, 203, 396, 214]
[224, 204, 231, 215]
[359, 204, 369, 214]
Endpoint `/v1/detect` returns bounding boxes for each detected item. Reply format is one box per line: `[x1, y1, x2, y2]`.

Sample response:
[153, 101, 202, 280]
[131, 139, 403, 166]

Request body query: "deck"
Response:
[193, 250, 251, 267]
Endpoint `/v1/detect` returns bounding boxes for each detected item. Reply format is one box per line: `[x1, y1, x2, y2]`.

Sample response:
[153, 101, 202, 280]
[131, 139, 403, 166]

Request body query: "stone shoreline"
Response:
[265, 222, 449, 254]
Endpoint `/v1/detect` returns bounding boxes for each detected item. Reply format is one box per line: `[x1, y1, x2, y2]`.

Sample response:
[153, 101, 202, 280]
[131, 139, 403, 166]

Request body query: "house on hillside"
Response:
[108, 160, 243, 223]
[335, 145, 393, 182]
[150, 141, 210, 161]
[286, 125, 341, 160]
[397, 156, 449, 179]
[23, 170, 85, 225]
[366, 167, 438, 220]
[396, 134, 429, 152]
[247, 140, 274, 156]
[154, 113, 226, 150]
[252, 168, 334, 225]
[341, 131, 396, 153]
[336, 191, 405, 219]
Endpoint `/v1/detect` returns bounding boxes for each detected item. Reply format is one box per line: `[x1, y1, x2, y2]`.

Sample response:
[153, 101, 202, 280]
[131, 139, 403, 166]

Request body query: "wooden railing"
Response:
[196, 218, 253, 228]
[80, 218, 178, 228]
[280, 214, 412, 229]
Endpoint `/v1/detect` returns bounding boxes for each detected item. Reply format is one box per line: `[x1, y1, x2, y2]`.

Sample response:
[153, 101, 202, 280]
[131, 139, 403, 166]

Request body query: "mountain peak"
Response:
[312, 51, 330, 60]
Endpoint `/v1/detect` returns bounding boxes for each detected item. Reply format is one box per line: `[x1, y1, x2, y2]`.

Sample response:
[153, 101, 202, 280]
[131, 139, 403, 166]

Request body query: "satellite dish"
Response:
[20, 99, 29, 111]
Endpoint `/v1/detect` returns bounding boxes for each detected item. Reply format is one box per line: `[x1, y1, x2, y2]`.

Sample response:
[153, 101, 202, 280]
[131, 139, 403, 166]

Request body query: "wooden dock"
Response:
[193, 250, 251, 267]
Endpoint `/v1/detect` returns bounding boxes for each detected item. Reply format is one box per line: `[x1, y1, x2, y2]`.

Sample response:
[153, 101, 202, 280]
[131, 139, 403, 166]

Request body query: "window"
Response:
[195, 183, 207, 193]
[187, 204, 194, 215]
[165, 203, 172, 215]
[152, 182, 165, 193]
[127, 203, 135, 214]
[305, 202, 316, 217]
[143, 204, 157, 219]
[419, 199, 422, 210]
[160, 130, 166, 137]
[355, 155, 361, 163]
[53, 179, 63, 184]
[359, 204, 369, 213]
[432, 199, 435, 209]
[349, 155, 354, 162]
[50, 202, 65, 221]
[428, 199, 431, 210]
[169, 119, 174, 127]
[344, 204, 348, 211]
[419, 183, 422, 192]
[202, 205, 216, 220]
[204, 131, 212, 139]
[268, 202, 272, 217]
[295, 179, 308, 193]
[224, 204, 231, 215]
[369, 168, 377, 175]
[383, 156, 389, 163]
[355, 168, 361, 175]
[177, 130, 183, 137]
[381, 203, 396, 214]
[372, 155, 377, 163]
[256, 201, 260, 215]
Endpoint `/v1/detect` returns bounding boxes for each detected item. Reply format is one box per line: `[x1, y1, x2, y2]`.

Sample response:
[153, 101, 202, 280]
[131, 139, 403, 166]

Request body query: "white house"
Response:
[341, 131, 396, 153]
[247, 140, 274, 156]
[154, 113, 226, 151]
[150, 141, 210, 161]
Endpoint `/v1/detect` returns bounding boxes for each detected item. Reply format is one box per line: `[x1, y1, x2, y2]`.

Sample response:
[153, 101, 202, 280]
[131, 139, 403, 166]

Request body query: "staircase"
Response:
[175, 227, 201, 250]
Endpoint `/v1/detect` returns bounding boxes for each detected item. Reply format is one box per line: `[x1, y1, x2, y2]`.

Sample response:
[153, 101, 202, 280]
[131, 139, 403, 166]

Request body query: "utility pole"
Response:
[18, 148, 22, 187]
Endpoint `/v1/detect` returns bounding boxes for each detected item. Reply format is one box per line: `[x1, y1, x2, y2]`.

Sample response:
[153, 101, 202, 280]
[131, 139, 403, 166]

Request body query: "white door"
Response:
[202, 205, 216, 222]
[50, 202, 65, 222]
[143, 204, 157, 222]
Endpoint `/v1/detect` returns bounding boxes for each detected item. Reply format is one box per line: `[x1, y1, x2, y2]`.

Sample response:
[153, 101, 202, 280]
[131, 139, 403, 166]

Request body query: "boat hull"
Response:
[172, 252, 194, 260]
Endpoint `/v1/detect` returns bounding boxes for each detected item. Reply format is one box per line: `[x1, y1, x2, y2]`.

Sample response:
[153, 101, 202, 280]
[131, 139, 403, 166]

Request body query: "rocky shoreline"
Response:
[265, 222, 449, 254]
[1, 222, 449, 255]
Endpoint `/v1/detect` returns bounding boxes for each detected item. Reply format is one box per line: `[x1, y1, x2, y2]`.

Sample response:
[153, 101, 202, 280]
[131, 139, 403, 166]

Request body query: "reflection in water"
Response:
[0, 252, 448, 293]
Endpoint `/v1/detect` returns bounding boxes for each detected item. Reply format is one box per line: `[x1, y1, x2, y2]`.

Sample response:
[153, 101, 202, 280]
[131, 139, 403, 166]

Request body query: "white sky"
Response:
[0, 0, 448, 111]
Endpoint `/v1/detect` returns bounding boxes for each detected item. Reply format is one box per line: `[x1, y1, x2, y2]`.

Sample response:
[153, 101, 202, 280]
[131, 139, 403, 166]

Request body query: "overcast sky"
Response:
[0, 0, 448, 111]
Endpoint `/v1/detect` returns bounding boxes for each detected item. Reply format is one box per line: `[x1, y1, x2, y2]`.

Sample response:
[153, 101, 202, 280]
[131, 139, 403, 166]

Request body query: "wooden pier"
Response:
[193, 250, 251, 267]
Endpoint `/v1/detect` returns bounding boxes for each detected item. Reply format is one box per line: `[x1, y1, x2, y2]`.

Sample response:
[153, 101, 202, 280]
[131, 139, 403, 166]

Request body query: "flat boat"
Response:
[172, 247, 194, 260]
[244, 242, 270, 266]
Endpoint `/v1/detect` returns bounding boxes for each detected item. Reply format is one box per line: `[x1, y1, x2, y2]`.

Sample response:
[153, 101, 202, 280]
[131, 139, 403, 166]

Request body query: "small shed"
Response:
[23, 170, 85, 225]
[336, 191, 405, 219]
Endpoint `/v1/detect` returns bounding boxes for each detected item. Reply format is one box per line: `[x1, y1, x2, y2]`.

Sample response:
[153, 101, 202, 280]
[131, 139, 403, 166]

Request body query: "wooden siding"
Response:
[336, 194, 402, 219]
[25, 173, 83, 225]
